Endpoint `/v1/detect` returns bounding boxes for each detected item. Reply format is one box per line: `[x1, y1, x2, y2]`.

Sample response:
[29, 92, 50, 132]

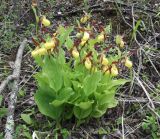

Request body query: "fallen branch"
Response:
[0, 75, 16, 95]
[4, 39, 27, 139]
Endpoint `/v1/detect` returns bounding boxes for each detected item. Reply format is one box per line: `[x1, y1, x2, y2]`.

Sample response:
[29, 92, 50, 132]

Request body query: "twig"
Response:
[80, 127, 94, 139]
[135, 76, 155, 109]
[4, 39, 27, 139]
[142, 49, 160, 77]
[125, 123, 142, 137]
[118, 98, 160, 105]
[149, 15, 158, 48]
[122, 102, 125, 139]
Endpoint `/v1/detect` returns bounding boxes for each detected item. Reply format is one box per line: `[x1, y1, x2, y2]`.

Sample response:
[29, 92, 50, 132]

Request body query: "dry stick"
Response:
[125, 123, 142, 137]
[135, 76, 155, 109]
[118, 98, 160, 105]
[134, 76, 160, 125]
[4, 39, 27, 139]
[142, 49, 160, 77]
[121, 102, 125, 139]
[149, 15, 158, 48]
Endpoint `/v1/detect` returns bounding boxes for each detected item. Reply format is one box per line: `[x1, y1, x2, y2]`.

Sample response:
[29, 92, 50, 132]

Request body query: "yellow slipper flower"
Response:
[82, 32, 90, 42]
[41, 16, 50, 27]
[85, 58, 92, 70]
[125, 58, 133, 68]
[72, 48, 79, 59]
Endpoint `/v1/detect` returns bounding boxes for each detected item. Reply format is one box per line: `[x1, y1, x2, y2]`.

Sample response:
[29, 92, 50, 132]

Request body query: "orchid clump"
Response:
[31, 13, 133, 126]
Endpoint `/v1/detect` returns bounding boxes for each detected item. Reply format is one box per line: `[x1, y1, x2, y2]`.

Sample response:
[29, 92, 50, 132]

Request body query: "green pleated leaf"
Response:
[91, 106, 107, 118]
[51, 100, 65, 107]
[75, 101, 93, 110]
[35, 73, 56, 97]
[108, 79, 130, 90]
[21, 114, 32, 125]
[51, 87, 74, 107]
[43, 57, 63, 92]
[58, 26, 74, 47]
[95, 89, 117, 104]
[73, 105, 92, 120]
[83, 72, 101, 96]
[65, 37, 74, 49]
[107, 99, 118, 108]
[34, 90, 63, 120]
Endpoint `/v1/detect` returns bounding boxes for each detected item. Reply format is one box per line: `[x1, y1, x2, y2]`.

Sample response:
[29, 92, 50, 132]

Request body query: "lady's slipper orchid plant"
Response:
[31, 13, 133, 126]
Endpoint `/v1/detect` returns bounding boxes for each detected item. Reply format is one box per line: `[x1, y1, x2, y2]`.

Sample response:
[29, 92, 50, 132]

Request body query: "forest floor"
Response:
[0, 0, 160, 139]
